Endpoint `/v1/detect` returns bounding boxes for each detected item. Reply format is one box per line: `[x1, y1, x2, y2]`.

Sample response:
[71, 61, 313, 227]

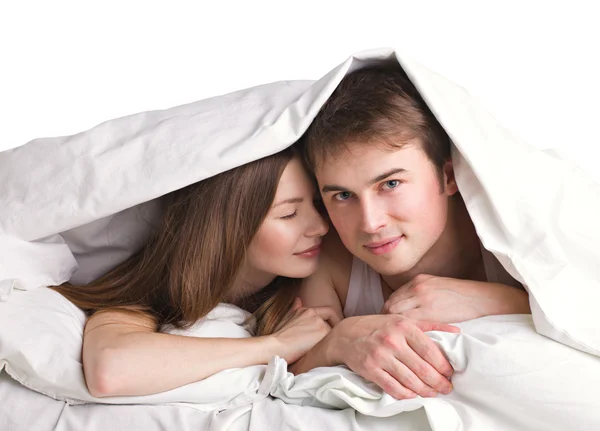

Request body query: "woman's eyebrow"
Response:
[272, 197, 303, 207]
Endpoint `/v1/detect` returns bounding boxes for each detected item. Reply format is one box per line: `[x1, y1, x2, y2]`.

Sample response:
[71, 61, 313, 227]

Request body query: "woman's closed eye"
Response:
[280, 210, 298, 220]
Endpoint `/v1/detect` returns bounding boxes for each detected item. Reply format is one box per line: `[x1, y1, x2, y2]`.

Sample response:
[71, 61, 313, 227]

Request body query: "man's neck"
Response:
[382, 194, 485, 291]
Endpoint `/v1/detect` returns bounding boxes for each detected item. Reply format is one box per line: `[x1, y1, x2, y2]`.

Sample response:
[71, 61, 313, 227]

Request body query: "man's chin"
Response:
[373, 265, 410, 277]
[359, 253, 414, 276]
[360, 254, 413, 276]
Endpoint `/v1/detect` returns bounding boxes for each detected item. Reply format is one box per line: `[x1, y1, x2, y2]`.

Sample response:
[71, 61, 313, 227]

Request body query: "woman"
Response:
[53, 146, 339, 397]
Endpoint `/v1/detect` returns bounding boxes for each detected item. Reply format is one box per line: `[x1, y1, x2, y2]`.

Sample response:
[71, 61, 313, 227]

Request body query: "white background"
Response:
[1, 1, 599, 178]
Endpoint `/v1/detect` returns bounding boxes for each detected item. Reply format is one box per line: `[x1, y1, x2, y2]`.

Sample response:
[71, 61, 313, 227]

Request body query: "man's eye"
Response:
[334, 191, 352, 201]
[383, 180, 400, 189]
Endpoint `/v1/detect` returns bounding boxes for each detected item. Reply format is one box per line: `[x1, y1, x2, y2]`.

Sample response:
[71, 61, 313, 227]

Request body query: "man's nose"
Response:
[360, 198, 387, 234]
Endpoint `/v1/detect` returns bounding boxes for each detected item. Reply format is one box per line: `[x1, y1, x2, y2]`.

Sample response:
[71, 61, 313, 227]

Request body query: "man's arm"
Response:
[381, 274, 531, 323]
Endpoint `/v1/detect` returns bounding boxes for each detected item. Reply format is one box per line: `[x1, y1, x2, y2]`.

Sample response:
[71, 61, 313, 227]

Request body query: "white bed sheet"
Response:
[0, 371, 249, 431]
[0, 371, 431, 431]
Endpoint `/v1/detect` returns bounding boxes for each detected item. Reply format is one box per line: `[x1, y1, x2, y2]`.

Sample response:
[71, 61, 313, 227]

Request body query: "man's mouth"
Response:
[364, 235, 404, 255]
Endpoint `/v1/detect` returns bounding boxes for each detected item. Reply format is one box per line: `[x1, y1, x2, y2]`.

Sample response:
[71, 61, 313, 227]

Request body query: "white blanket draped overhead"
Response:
[2, 47, 598, 356]
[1, 48, 600, 430]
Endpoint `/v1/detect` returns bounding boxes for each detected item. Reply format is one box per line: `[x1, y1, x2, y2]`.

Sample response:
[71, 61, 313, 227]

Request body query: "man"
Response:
[291, 65, 530, 400]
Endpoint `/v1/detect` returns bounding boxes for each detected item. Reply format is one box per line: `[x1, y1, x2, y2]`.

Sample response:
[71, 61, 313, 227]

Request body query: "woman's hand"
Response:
[381, 274, 531, 323]
[271, 298, 342, 364]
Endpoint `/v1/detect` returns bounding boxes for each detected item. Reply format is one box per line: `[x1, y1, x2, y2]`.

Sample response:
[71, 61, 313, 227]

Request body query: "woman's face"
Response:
[245, 158, 329, 285]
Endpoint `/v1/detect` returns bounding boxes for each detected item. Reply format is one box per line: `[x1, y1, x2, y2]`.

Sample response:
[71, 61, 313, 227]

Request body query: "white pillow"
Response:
[0, 234, 77, 300]
[0, 288, 87, 403]
[0, 288, 266, 408]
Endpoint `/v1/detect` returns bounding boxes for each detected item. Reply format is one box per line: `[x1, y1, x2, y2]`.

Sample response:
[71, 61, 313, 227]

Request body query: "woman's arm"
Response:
[83, 309, 278, 397]
[84, 306, 334, 397]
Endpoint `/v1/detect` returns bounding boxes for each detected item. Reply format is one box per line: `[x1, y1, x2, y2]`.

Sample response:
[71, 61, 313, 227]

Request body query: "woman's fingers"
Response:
[291, 297, 303, 312]
[311, 306, 342, 327]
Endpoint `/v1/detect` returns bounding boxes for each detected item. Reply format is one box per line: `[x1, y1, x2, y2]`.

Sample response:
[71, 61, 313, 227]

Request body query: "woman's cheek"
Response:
[262, 222, 298, 257]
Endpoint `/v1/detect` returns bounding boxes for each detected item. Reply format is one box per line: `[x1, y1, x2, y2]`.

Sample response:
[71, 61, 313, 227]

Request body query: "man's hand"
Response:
[381, 274, 531, 323]
[290, 314, 460, 400]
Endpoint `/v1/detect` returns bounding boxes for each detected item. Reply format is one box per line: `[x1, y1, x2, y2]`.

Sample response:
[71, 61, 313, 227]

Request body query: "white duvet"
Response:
[2, 47, 600, 430]
[1, 287, 598, 430]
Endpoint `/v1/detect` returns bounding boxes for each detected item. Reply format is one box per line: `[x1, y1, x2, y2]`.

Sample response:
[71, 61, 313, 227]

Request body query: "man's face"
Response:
[315, 140, 457, 276]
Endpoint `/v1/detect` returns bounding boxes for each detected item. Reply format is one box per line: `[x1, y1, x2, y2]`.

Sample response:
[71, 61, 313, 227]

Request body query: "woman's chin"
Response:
[280, 259, 320, 279]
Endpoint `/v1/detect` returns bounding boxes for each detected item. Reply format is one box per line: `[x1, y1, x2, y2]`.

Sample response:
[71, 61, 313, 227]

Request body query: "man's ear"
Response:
[443, 160, 459, 196]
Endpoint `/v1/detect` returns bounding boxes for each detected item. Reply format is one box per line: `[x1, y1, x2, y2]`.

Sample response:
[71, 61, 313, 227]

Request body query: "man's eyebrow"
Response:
[369, 168, 407, 184]
[321, 184, 347, 194]
[321, 168, 407, 194]
[272, 197, 303, 207]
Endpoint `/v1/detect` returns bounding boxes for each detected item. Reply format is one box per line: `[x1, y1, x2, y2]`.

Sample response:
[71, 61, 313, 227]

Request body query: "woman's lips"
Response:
[294, 243, 322, 257]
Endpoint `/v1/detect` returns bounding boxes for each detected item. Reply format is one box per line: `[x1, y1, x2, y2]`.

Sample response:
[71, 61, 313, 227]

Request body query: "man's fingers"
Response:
[383, 355, 439, 398]
[416, 320, 461, 334]
[382, 297, 419, 314]
[405, 325, 455, 380]
[392, 343, 452, 395]
[399, 309, 423, 320]
[370, 369, 418, 400]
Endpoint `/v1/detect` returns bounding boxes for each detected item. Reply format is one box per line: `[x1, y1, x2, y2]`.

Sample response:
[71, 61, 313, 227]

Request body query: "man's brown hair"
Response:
[303, 65, 452, 185]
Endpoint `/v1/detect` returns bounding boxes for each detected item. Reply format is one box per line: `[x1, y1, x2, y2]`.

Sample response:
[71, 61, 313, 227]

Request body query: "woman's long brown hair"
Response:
[52, 147, 300, 336]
